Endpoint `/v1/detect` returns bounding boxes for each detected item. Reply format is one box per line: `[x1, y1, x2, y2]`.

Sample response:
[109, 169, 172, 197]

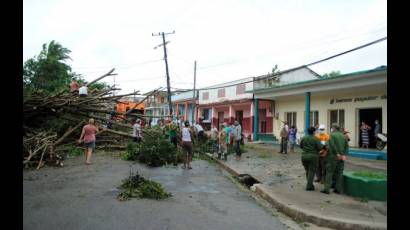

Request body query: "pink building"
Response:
[197, 77, 273, 140]
[197, 66, 320, 141]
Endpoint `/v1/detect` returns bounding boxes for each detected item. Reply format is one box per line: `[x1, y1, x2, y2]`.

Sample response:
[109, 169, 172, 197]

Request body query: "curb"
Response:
[345, 159, 387, 171]
[203, 153, 387, 230]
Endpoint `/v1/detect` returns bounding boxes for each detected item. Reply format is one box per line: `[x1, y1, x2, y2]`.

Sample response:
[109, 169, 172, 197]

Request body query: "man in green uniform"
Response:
[300, 127, 323, 191]
[321, 124, 348, 194]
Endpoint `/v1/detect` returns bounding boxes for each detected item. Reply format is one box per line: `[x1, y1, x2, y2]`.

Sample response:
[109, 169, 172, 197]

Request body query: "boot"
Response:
[217, 153, 221, 160]
[224, 154, 227, 161]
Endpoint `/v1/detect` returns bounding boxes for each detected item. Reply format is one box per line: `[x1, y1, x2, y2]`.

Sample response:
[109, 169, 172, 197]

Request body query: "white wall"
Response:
[199, 78, 253, 104]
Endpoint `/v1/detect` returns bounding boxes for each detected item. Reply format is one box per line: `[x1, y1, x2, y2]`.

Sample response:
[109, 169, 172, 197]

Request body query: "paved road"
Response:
[23, 153, 288, 230]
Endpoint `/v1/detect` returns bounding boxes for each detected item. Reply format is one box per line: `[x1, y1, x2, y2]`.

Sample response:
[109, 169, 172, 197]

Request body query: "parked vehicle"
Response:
[375, 133, 387, 150]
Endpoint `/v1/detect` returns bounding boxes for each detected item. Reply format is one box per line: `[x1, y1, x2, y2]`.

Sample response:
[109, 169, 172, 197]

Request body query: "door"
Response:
[235, 110, 243, 126]
[358, 108, 382, 148]
[259, 109, 267, 133]
[218, 112, 224, 131]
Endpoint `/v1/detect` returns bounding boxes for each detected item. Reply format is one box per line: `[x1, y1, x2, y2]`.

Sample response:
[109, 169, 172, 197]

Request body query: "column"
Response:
[176, 104, 179, 117]
[305, 92, 311, 134]
[253, 99, 259, 141]
[211, 106, 215, 128]
[184, 102, 188, 121]
[229, 105, 233, 123]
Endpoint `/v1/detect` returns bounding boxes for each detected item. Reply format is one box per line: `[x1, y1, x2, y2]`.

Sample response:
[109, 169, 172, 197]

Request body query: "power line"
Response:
[74, 59, 163, 71]
[305, 37, 386, 67]
[196, 36, 387, 91]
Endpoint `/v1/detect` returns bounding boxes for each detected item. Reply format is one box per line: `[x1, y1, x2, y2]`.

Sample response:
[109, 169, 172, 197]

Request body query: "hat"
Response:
[319, 124, 326, 130]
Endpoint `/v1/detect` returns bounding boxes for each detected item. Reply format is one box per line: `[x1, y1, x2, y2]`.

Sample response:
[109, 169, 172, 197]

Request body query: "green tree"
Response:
[23, 40, 75, 93]
[266, 64, 281, 87]
[321, 70, 341, 78]
[23, 40, 111, 94]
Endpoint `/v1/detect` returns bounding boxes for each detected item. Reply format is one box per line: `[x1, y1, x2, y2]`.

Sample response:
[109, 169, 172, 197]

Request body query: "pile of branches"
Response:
[23, 68, 150, 169]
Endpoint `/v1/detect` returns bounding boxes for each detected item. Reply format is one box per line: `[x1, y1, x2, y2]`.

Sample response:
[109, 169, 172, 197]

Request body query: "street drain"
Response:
[236, 174, 260, 188]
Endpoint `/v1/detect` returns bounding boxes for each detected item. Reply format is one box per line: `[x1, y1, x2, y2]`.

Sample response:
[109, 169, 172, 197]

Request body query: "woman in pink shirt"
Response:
[78, 119, 99, 165]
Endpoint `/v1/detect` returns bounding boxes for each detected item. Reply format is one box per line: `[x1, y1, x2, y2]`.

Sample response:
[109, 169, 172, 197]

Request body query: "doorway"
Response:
[259, 109, 267, 133]
[358, 108, 382, 148]
[235, 110, 243, 126]
[218, 112, 224, 131]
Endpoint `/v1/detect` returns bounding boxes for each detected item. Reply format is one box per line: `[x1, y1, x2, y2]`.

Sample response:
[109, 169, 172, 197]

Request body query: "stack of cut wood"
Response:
[22, 68, 155, 169]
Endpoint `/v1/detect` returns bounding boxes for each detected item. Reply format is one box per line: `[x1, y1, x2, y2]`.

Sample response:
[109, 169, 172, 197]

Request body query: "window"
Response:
[285, 112, 297, 127]
[310, 111, 319, 127]
[329, 109, 344, 130]
[202, 108, 210, 121]
[218, 88, 225, 98]
[236, 84, 246, 95]
[202, 92, 209, 100]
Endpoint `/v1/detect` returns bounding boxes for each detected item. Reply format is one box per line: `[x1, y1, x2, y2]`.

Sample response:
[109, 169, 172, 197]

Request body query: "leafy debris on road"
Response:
[117, 170, 171, 201]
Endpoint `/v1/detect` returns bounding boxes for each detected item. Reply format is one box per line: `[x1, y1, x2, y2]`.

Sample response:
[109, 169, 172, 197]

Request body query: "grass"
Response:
[67, 146, 83, 157]
[353, 171, 387, 180]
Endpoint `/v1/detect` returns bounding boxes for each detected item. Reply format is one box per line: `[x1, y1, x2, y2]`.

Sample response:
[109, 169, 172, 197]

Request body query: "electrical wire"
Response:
[195, 37, 387, 91]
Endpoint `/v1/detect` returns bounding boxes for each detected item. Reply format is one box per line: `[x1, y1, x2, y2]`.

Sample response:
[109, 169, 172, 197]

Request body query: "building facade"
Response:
[251, 66, 387, 148]
[143, 90, 170, 126]
[171, 90, 198, 125]
[197, 78, 256, 137]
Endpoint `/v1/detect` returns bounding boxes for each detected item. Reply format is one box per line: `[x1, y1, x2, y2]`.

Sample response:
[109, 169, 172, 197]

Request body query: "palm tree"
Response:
[24, 40, 74, 93]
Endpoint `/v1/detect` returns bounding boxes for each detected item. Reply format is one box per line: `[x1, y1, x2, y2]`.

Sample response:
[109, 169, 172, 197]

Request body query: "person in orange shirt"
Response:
[315, 124, 330, 184]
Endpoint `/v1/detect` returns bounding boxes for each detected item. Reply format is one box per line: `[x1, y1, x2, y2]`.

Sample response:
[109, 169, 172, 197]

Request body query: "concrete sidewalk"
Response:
[206, 143, 387, 230]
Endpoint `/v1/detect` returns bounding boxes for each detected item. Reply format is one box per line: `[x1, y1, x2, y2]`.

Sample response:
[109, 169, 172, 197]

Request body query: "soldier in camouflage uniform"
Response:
[321, 124, 348, 194]
[300, 127, 323, 191]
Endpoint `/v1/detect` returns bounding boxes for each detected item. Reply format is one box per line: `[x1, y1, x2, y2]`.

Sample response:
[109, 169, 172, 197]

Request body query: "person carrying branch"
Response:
[218, 123, 228, 161]
[78, 118, 99, 165]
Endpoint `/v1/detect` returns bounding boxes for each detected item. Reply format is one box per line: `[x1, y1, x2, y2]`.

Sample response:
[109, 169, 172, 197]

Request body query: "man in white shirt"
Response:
[79, 85, 88, 97]
[210, 126, 219, 154]
[194, 123, 204, 141]
[132, 119, 142, 142]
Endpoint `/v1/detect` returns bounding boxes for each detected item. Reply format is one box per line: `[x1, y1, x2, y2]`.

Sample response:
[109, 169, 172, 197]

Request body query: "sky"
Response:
[23, 0, 387, 94]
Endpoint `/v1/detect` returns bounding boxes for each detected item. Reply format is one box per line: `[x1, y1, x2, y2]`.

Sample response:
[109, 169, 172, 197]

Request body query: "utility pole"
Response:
[192, 61, 197, 124]
[152, 30, 175, 118]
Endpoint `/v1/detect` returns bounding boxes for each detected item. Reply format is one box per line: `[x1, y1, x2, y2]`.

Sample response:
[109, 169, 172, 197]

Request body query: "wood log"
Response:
[86, 68, 117, 87]
[53, 122, 85, 146]
[100, 128, 134, 138]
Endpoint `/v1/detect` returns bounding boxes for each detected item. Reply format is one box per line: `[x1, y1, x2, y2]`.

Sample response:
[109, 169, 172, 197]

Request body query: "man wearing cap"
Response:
[300, 127, 323, 191]
[279, 121, 289, 154]
[321, 124, 348, 194]
[315, 124, 330, 184]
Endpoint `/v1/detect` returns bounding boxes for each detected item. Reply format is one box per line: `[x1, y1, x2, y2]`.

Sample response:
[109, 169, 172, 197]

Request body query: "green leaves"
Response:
[321, 70, 341, 78]
[23, 40, 111, 95]
[117, 171, 171, 201]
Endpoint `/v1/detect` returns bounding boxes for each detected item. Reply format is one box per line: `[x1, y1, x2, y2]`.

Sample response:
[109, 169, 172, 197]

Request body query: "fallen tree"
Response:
[22, 68, 149, 169]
